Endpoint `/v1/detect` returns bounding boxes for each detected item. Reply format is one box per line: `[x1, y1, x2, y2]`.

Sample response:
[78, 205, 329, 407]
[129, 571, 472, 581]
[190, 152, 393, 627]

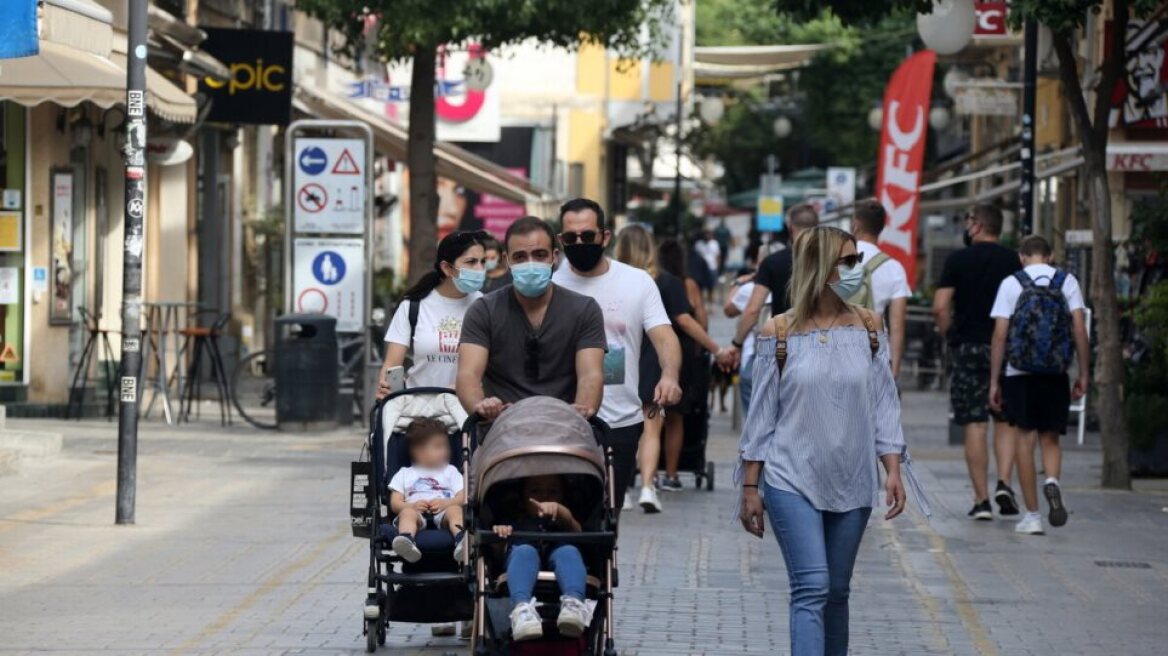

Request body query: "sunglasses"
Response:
[559, 230, 604, 246]
[525, 334, 540, 380]
[837, 253, 865, 269]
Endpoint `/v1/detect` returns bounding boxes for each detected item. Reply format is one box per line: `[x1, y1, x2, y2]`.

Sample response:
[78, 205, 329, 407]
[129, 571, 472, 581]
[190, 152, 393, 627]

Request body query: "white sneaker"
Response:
[621, 493, 634, 512]
[510, 599, 542, 641]
[1015, 513, 1045, 535]
[556, 596, 590, 637]
[391, 535, 422, 563]
[639, 486, 662, 513]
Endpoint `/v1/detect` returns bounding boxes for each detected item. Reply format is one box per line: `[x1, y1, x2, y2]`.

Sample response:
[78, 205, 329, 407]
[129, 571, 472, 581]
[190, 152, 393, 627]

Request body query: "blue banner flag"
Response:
[0, 0, 38, 59]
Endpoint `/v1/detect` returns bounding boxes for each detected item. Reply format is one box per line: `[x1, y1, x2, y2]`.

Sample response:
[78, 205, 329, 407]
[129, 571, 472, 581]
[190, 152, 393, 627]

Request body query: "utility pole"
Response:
[116, 0, 148, 525]
[672, 81, 683, 237]
[1019, 18, 1038, 236]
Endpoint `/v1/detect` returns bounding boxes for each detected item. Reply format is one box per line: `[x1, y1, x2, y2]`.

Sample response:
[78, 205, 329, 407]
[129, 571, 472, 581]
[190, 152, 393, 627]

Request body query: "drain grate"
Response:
[1094, 560, 1152, 569]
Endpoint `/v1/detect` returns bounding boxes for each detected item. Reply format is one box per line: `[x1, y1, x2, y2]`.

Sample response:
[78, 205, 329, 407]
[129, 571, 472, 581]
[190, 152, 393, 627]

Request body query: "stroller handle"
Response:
[464, 413, 612, 451]
[478, 530, 617, 547]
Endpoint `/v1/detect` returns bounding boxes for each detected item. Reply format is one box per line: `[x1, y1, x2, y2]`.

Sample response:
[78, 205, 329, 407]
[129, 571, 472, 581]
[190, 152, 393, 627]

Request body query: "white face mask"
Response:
[828, 262, 864, 300]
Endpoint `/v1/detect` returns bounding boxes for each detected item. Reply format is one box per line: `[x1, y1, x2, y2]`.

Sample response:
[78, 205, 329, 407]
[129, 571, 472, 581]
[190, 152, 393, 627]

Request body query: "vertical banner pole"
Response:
[116, 0, 149, 525]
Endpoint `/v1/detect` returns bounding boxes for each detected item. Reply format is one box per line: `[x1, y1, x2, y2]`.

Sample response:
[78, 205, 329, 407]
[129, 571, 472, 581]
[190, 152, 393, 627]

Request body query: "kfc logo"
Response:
[975, 2, 1007, 36]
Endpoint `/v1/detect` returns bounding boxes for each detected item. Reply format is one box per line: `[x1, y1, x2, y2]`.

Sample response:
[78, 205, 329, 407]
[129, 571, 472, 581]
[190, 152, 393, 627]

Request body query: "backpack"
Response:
[773, 307, 880, 377]
[398, 299, 421, 372]
[1006, 270, 1074, 374]
[847, 251, 892, 311]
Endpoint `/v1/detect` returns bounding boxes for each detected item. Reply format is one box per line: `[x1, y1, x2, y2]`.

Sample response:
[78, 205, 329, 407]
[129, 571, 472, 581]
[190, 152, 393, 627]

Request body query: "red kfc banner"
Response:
[876, 50, 936, 287]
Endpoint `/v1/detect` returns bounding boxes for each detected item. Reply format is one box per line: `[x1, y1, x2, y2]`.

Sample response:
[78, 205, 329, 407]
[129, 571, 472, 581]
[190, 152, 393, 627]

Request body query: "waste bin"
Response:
[274, 314, 339, 431]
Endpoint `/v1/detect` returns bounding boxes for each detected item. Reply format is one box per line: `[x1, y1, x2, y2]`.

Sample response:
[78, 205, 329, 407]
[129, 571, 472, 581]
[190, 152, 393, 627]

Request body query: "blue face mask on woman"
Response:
[828, 262, 864, 300]
[452, 267, 485, 294]
[511, 262, 553, 297]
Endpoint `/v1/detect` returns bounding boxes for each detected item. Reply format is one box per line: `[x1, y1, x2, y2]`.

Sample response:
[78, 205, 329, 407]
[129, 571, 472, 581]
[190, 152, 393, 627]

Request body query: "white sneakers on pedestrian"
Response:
[639, 486, 662, 513]
[1015, 512, 1045, 535]
[621, 493, 634, 512]
[556, 596, 590, 637]
[510, 599, 542, 641]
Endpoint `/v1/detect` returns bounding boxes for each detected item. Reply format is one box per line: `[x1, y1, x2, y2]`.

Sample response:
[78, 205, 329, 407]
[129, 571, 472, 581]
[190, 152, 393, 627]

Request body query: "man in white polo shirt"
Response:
[849, 198, 912, 378]
[552, 198, 682, 514]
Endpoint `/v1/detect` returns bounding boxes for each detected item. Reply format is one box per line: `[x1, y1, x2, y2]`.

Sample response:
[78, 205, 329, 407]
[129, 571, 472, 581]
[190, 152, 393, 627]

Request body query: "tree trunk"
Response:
[1051, 19, 1132, 490]
[406, 44, 439, 285]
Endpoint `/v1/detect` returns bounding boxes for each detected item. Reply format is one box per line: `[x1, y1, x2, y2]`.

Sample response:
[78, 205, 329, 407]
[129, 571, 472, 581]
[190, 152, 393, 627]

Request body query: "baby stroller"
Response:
[353, 386, 472, 652]
[467, 397, 619, 656]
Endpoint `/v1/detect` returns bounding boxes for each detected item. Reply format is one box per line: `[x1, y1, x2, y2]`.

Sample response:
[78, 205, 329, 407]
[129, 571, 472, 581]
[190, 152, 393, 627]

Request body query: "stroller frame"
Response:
[465, 412, 621, 656]
[360, 387, 473, 653]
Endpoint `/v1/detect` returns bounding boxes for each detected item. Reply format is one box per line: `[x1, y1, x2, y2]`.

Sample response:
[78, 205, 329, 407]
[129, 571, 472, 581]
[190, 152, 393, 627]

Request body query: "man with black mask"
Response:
[552, 198, 682, 512]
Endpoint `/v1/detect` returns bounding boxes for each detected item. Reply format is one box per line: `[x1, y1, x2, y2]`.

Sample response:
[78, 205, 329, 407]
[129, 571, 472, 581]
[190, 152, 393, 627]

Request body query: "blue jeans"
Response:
[764, 484, 872, 656]
[740, 353, 755, 415]
[506, 543, 586, 605]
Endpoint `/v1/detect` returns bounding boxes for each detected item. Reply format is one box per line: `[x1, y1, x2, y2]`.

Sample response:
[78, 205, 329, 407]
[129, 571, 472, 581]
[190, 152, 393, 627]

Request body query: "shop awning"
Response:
[110, 53, 198, 123]
[0, 40, 125, 108]
[694, 44, 828, 84]
[295, 86, 554, 207]
[42, 0, 114, 57]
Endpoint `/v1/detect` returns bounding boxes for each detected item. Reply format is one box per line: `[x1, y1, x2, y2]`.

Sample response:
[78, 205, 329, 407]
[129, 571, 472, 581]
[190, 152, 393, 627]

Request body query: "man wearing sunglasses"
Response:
[551, 198, 684, 512]
[457, 216, 607, 423]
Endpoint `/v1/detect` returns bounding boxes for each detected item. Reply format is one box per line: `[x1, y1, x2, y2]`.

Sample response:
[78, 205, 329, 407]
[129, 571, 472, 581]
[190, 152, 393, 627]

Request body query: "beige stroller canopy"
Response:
[471, 396, 606, 503]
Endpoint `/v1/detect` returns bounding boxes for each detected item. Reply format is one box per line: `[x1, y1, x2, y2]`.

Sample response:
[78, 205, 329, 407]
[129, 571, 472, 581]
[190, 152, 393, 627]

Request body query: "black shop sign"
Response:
[199, 28, 293, 125]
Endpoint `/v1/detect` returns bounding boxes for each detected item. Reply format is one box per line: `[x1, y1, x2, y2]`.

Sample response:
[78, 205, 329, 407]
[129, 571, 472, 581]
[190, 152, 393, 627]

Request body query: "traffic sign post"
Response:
[285, 120, 375, 423]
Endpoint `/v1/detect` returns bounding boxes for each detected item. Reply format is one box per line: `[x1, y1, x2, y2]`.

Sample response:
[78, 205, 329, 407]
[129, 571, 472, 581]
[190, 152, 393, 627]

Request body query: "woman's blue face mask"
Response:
[452, 267, 486, 294]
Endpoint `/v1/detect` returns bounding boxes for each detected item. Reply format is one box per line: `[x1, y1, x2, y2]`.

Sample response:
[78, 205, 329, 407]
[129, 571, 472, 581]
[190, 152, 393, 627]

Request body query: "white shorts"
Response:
[393, 510, 446, 530]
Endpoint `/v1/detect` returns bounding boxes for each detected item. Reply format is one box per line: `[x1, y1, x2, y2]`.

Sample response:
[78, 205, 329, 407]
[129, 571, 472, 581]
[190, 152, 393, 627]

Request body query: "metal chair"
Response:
[67, 308, 117, 420]
[179, 311, 232, 425]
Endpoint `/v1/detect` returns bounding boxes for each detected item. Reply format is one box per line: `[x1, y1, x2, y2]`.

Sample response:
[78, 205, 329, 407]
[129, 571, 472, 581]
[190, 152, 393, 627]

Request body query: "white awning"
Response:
[42, 0, 114, 57]
[108, 54, 198, 124]
[295, 86, 554, 207]
[0, 40, 125, 108]
[694, 44, 827, 83]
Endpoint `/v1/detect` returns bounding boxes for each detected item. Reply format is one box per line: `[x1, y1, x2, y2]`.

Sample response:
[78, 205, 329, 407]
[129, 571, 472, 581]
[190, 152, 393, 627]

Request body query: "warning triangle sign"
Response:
[332, 148, 361, 175]
[0, 343, 18, 363]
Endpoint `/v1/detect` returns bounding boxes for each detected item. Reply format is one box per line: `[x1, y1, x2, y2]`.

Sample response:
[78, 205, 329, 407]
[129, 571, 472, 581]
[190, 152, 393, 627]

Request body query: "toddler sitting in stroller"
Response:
[493, 474, 592, 641]
[388, 418, 466, 563]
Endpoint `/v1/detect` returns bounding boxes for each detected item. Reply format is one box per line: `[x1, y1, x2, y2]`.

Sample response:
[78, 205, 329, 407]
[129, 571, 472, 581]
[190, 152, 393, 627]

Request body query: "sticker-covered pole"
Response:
[116, 0, 148, 525]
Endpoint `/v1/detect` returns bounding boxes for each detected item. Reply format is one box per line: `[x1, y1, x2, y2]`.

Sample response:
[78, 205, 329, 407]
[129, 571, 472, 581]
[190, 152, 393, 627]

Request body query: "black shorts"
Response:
[607, 423, 643, 514]
[1002, 373, 1070, 434]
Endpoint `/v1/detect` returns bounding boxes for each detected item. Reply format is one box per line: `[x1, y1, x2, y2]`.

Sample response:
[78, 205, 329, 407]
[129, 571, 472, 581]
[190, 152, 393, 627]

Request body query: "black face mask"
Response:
[564, 243, 605, 272]
[962, 229, 973, 247]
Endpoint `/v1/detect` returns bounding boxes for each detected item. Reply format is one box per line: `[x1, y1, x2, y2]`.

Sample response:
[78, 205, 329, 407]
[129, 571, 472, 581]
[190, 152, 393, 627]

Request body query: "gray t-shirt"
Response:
[460, 284, 607, 405]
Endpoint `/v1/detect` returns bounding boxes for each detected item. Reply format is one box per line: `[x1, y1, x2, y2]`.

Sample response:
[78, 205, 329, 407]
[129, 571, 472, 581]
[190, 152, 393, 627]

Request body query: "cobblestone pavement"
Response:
[3, 355, 1168, 653]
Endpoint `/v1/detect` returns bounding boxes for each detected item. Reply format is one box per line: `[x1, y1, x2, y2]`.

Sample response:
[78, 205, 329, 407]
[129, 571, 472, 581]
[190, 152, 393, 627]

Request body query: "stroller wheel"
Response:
[365, 618, 378, 652]
[377, 619, 387, 646]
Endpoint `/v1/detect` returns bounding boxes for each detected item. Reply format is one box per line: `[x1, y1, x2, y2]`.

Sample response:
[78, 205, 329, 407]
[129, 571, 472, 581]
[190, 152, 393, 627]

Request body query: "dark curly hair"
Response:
[405, 418, 448, 448]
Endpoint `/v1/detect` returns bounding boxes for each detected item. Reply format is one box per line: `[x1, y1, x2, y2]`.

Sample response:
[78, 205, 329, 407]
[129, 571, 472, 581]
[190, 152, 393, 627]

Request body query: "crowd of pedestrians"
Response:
[373, 195, 1088, 649]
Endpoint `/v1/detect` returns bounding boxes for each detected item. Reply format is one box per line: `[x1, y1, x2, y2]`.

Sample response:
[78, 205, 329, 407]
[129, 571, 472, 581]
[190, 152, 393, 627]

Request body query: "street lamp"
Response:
[772, 115, 792, 139]
[867, 106, 884, 131]
[916, 0, 976, 56]
[929, 105, 952, 131]
[699, 96, 725, 125]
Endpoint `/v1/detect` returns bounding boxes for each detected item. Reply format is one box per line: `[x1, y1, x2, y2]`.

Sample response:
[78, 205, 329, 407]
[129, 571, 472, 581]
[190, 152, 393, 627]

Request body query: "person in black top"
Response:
[933, 204, 1023, 522]
[727, 203, 820, 367]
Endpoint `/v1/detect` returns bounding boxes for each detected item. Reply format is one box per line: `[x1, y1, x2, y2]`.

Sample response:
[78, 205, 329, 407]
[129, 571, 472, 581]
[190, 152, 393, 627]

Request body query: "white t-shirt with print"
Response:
[731, 281, 771, 365]
[553, 259, 671, 428]
[385, 290, 482, 388]
[388, 464, 464, 503]
[857, 240, 911, 315]
[990, 263, 1085, 377]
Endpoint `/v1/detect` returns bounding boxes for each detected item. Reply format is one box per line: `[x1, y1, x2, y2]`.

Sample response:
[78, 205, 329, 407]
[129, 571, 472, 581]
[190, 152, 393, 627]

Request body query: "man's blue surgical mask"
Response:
[511, 262, 553, 297]
[452, 267, 485, 294]
[828, 262, 864, 300]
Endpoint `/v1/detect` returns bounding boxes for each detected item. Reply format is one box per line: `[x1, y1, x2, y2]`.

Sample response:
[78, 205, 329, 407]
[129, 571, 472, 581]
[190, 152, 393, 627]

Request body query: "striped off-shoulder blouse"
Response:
[736, 326, 930, 516]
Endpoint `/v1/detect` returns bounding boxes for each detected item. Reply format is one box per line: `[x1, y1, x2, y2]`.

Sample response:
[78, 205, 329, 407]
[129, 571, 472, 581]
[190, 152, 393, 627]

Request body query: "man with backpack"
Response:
[848, 199, 911, 378]
[989, 235, 1090, 535]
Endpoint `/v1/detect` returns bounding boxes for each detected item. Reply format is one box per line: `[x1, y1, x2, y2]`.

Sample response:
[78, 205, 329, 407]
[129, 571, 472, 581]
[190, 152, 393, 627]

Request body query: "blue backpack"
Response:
[1006, 270, 1074, 374]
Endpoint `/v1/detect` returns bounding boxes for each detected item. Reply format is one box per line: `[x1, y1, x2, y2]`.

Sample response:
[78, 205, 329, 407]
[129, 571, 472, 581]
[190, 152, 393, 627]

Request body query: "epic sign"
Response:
[876, 50, 936, 287]
[199, 29, 293, 125]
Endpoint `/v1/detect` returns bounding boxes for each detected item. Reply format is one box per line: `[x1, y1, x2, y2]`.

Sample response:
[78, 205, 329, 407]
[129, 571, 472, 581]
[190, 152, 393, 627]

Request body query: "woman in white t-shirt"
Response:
[377, 230, 488, 397]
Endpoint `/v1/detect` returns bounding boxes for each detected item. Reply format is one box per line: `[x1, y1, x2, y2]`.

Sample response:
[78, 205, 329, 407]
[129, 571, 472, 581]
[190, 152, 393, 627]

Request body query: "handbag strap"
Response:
[773, 308, 878, 377]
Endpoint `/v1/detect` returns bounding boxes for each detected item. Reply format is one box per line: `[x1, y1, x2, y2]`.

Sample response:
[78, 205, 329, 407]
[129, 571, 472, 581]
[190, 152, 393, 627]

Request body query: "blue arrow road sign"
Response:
[299, 147, 328, 175]
[312, 251, 346, 285]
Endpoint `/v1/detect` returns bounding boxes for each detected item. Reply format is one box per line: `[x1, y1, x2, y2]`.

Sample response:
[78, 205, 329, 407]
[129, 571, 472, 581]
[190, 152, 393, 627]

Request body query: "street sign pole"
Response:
[1019, 18, 1038, 236]
[116, 0, 148, 525]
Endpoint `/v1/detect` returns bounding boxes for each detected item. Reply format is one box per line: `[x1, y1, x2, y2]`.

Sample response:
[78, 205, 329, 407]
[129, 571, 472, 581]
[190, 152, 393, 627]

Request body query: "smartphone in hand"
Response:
[386, 365, 404, 392]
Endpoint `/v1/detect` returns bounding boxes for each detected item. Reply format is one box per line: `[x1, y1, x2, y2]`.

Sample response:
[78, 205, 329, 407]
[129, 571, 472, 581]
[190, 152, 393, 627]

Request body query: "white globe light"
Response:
[867, 106, 884, 131]
[942, 67, 970, 98]
[772, 115, 792, 138]
[698, 97, 725, 125]
[917, 0, 976, 56]
[929, 106, 951, 130]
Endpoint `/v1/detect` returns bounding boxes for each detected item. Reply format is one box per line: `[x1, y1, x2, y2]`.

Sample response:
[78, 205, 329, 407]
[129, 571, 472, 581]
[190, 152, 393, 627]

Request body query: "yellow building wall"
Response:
[1036, 78, 1064, 149]
[568, 110, 604, 202]
[576, 43, 607, 96]
[648, 62, 675, 103]
[609, 59, 642, 101]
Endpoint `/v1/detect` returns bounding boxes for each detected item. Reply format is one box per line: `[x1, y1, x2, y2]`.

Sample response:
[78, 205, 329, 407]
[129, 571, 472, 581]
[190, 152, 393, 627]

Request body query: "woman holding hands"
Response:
[737, 226, 928, 656]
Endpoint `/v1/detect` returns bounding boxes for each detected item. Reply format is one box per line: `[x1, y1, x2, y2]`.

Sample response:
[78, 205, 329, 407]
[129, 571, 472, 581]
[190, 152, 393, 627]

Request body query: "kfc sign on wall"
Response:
[975, 2, 1008, 37]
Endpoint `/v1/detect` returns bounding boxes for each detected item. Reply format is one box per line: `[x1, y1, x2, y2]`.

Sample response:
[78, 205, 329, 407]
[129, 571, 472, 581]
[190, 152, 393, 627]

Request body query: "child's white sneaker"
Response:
[391, 534, 422, 562]
[556, 596, 590, 637]
[510, 599, 542, 641]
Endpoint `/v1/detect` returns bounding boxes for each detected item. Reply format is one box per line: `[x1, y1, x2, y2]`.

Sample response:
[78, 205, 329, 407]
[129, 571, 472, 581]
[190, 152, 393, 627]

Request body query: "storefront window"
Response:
[0, 102, 26, 385]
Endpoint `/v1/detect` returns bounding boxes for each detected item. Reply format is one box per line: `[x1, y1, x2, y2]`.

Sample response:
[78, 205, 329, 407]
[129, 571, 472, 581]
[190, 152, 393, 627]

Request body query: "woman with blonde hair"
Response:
[736, 226, 927, 656]
[615, 225, 731, 512]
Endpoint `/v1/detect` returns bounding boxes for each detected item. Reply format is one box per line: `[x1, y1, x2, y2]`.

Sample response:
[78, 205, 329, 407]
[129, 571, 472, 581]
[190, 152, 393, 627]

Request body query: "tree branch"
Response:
[1052, 30, 1097, 153]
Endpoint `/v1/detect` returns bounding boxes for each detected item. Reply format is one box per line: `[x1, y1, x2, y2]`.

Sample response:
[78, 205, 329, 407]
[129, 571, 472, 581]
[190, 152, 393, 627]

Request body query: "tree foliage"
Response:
[771, 0, 932, 25]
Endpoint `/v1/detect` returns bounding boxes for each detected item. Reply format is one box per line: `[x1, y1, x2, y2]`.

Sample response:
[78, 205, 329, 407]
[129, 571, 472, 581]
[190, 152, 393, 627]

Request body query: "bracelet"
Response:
[732, 339, 744, 349]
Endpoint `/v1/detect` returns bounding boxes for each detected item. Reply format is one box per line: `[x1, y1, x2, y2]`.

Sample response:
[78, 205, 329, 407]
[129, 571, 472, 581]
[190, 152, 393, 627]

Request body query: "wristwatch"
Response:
[731, 338, 744, 349]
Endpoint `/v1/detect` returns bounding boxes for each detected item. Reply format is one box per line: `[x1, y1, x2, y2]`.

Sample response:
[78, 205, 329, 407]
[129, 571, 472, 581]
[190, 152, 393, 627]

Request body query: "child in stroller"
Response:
[492, 474, 592, 641]
[388, 418, 467, 563]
